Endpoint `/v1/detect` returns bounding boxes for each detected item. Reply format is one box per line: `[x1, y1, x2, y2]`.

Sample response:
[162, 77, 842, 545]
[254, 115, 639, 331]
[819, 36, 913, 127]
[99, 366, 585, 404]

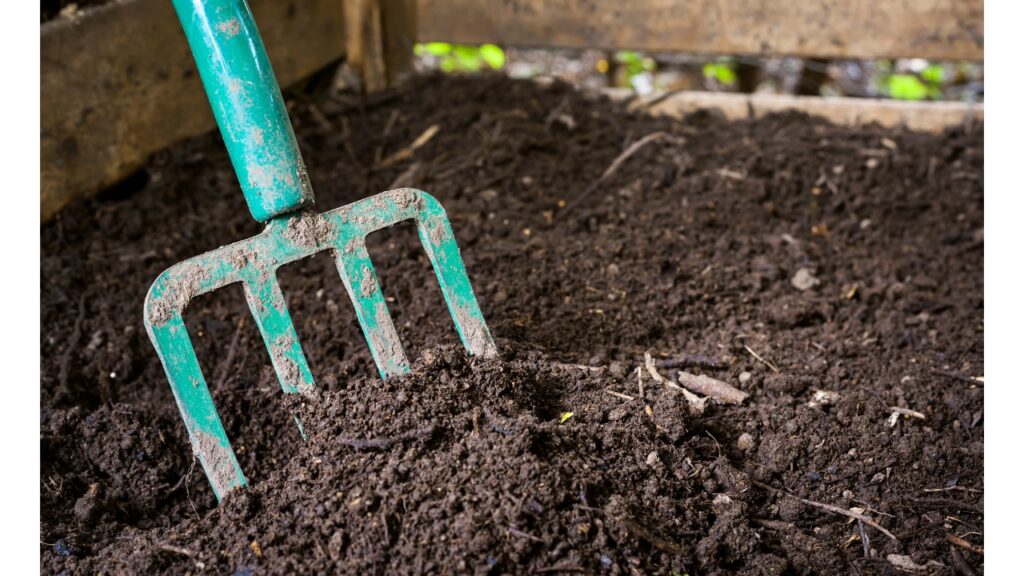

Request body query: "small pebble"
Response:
[607, 407, 628, 421]
[54, 539, 74, 558]
[738, 371, 752, 384]
[737, 433, 756, 451]
[807, 471, 822, 482]
[791, 268, 820, 291]
[646, 451, 662, 468]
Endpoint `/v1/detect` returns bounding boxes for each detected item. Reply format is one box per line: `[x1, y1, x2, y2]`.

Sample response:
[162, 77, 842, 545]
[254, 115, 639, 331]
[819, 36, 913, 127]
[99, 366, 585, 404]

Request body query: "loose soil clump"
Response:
[41, 74, 983, 574]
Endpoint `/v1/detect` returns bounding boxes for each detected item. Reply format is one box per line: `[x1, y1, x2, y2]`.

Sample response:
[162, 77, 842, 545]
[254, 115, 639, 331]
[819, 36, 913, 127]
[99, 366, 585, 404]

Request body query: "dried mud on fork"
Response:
[41, 74, 983, 574]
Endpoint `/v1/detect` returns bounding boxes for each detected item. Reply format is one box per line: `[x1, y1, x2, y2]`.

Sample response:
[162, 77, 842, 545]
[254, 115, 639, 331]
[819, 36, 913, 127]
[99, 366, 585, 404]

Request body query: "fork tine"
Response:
[334, 239, 411, 379]
[147, 313, 246, 500]
[415, 194, 498, 358]
[244, 273, 316, 395]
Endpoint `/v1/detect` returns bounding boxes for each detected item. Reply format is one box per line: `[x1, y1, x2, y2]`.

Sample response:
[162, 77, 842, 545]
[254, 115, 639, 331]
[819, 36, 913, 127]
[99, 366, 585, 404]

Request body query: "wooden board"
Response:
[611, 89, 983, 133]
[418, 0, 984, 61]
[41, 0, 347, 222]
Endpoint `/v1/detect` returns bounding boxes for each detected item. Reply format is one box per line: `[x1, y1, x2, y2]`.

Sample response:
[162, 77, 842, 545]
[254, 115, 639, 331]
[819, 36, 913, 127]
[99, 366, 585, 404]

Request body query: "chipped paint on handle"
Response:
[171, 0, 314, 221]
[145, 189, 497, 501]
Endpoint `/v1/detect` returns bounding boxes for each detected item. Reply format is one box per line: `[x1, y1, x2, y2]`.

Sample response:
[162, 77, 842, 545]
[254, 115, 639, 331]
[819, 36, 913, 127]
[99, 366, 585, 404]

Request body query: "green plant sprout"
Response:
[611, 51, 657, 93]
[559, 412, 574, 424]
[415, 42, 505, 72]
[703, 59, 737, 86]
[884, 62, 945, 100]
[615, 50, 656, 79]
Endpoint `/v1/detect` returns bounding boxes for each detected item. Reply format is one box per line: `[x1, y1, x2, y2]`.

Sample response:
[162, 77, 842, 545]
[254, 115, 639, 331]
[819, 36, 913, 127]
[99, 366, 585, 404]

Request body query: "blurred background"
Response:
[413, 43, 984, 102]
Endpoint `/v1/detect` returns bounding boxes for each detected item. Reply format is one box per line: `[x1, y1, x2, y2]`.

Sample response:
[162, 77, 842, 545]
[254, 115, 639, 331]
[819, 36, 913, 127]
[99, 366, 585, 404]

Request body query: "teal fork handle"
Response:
[171, 0, 315, 221]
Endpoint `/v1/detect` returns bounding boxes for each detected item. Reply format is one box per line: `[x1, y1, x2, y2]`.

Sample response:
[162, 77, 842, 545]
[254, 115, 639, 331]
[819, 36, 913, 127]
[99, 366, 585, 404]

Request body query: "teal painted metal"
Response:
[146, 0, 498, 502]
[145, 190, 497, 500]
[171, 0, 314, 222]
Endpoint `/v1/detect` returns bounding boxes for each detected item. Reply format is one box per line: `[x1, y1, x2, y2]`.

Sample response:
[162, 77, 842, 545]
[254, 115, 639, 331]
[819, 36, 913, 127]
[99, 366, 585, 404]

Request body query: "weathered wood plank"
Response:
[418, 0, 983, 61]
[41, 0, 346, 222]
[346, 0, 417, 91]
[612, 90, 983, 133]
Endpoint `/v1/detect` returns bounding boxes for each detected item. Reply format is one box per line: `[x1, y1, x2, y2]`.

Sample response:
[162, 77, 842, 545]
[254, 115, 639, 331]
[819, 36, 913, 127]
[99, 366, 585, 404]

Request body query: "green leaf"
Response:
[452, 45, 482, 71]
[614, 50, 656, 80]
[703, 63, 737, 86]
[419, 42, 453, 57]
[559, 412, 574, 424]
[479, 44, 505, 70]
[886, 74, 929, 100]
[921, 64, 945, 85]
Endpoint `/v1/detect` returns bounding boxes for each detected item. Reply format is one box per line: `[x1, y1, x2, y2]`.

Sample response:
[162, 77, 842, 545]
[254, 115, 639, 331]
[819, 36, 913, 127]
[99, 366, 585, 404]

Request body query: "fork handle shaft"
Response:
[171, 0, 315, 221]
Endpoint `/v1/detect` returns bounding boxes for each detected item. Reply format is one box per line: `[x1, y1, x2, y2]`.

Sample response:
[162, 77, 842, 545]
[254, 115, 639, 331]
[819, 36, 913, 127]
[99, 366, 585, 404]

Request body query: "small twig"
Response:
[907, 497, 983, 515]
[376, 124, 440, 168]
[948, 545, 978, 576]
[157, 544, 193, 557]
[654, 354, 723, 370]
[636, 366, 645, 400]
[605, 390, 635, 401]
[930, 368, 983, 386]
[888, 406, 926, 427]
[556, 132, 668, 219]
[889, 407, 926, 419]
[744, 345, 780, 373]
[645, 352, 707, 414]
[946, 534, 984, 555]
[858, 519, 871, 557]
[507, 525, 544, 543]
[676, 370, 748, 405]
[339, 425, 436, 451]
[551, 362, 605, 372]
[184, 456, 199, 520]
[306, 103, 335, 132]
[388, 161, 423, 189]
[754, 481, 897, 541]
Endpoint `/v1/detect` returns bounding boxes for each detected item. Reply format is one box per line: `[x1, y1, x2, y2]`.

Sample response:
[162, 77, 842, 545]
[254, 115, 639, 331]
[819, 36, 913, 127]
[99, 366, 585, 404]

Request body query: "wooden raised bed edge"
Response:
[603, 89, 984, 133]
[40, 0, 347, 222]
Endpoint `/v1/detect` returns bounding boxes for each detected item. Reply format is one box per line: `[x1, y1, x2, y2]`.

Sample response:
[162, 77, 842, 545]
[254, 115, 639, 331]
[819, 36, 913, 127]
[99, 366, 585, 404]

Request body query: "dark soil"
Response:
[41, 0, 111, 22]
[41, 74, 984, 574]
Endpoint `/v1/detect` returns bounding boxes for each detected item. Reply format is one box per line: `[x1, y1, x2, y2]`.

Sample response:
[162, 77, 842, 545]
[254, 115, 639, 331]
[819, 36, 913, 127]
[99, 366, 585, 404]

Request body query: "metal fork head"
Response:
[143, 189, 496, 500]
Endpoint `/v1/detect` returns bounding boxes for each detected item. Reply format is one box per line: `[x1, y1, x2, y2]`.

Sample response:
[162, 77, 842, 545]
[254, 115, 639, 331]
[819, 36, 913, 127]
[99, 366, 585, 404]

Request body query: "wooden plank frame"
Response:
[418, 0, 983, 61]
[41, 0, 347, 222]
[610, 90, 983, 133]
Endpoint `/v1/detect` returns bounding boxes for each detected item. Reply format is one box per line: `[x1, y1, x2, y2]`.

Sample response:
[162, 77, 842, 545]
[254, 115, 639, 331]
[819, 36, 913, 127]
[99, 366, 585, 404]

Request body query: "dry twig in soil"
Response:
[744, 345, 780, 373]
[376, 124, 440, 168]
[644, 352, 707, 414]
[676, 370, 748, 405]
[754, 481, 897, 541]
[946, 534, 984, 555]
[557, 132, 668, 219]
[930, 367, 983, 386]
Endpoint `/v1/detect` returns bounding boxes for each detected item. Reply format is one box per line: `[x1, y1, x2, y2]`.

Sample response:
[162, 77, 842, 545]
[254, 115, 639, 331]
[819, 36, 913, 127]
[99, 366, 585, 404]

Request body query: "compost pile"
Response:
[41, 74, 984, 574]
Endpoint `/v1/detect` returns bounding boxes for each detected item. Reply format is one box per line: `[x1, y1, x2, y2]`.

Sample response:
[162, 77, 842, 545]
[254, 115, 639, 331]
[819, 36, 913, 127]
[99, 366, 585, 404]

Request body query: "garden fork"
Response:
[144, 0, 496, 501]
